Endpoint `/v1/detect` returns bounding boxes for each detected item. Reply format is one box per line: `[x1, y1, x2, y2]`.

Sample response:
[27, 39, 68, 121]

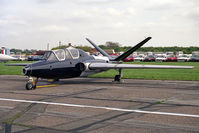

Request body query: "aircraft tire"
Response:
[26, 82, 34, 90]
[114, 75, 121, 82]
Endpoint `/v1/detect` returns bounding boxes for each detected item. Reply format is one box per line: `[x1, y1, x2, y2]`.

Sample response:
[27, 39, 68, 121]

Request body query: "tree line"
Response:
[52, 44, 199, 54]
[1, 43, 199, 55]
[98, 42, 199, 54]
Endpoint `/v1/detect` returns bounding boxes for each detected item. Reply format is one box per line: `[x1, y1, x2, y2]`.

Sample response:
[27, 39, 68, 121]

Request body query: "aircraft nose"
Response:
[23, 65, 31, 76]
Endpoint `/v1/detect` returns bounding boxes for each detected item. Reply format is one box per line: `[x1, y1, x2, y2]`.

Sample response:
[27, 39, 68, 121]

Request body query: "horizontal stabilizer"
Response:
[89, 63, 194, 70]
[5, 63, 30, 66]
[114, 37, 152, 61]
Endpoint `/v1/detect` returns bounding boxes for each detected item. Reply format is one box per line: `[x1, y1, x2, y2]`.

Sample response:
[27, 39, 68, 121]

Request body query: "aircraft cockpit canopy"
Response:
[47, 52, 58, 61]
[43, 47, 80, 61]
[54, 49, 65, 61]
[67, 47, 79, 59]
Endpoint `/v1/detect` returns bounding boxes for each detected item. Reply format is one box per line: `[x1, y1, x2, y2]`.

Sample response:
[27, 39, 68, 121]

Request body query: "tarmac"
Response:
[0, 75, 199, 133]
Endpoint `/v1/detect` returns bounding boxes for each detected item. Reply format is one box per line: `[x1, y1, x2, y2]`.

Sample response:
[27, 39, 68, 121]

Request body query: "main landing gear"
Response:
[114, 69, 123, 82]
[26, 77, 38, 90]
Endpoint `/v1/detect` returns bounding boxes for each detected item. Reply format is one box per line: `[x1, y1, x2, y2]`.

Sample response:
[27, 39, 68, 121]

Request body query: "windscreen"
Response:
[42, 51, 51, 60]
[47, 52, 58, 61]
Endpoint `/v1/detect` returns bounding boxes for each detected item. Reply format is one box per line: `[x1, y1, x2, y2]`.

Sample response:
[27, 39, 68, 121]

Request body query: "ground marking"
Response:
[0, 98, 199, 118]
[37, 84, 58, 88]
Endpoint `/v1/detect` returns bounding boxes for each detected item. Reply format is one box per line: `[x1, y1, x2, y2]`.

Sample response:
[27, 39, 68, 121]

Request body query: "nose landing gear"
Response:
[26, 77, 38, 90]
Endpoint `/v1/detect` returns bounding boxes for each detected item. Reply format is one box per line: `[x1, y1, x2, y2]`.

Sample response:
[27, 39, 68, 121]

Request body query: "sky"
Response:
[0, 0, 199, 50]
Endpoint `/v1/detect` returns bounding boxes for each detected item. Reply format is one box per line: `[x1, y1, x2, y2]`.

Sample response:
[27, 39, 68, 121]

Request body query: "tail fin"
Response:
[113, 37, 152, 61]
[86, 38, 112, 59]
[1, 47, 10, 55]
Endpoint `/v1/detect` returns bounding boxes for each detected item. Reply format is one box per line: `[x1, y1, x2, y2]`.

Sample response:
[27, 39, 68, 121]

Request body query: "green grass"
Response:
[90, 62, 199, 81]
[0, 61, 34, 75]
[0, 61, 199, 81]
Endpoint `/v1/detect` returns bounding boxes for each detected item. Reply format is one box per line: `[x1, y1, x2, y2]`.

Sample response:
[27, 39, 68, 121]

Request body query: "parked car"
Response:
[189, 55, 199, 62]
[178, 55, 190, 62]
[155, 55, 167, 62]
[110, 53, 119, 58]
[124, 56, 134, 62]
[144, 55, 155, 62]
[134, 55, 145, 61]
[166, 55, 177, 62]
[27, 55, 43, 61]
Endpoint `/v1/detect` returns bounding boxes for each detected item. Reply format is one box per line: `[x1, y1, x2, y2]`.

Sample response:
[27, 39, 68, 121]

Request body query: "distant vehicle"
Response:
[166, 55, 177, 62]
[134, 55, 145, 61]
[178, 55, 190, 62]
[189, 55, 199, 62]
[155, 55, 167, 62]
[27, 55, 43, 61]
[144, 55, 155, 62]
[192, 51, 199, 56]
[110, 53, 119, 58]
[166, 51, 174, 55]
[124, 56, 134, 62]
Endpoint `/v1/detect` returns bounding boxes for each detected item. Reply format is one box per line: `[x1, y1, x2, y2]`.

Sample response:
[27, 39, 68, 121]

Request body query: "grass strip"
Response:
[1, 61, 199, 81]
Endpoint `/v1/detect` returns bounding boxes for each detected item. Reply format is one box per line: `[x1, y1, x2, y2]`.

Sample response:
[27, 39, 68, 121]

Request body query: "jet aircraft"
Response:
[0, 54, 17, 62]
[0, 47, 17, 62]
[6, 37, 194, 90]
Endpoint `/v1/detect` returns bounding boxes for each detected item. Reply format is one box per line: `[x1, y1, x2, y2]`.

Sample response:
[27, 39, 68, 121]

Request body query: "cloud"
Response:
[0, 0, 199, 49]
[39, 25, 69, 32]
[0, 15, 28, 26]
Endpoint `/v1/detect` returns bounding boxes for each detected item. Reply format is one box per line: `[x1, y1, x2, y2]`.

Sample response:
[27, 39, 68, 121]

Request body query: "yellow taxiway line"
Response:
[37, 84, 58, 88]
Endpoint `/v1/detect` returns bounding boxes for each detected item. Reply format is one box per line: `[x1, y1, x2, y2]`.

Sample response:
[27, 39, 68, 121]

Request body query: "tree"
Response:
[52, 45, 68, 50]
[75, 46, 92, 52]
[105, 41, 120, 49]
[10, 48, 22, 53]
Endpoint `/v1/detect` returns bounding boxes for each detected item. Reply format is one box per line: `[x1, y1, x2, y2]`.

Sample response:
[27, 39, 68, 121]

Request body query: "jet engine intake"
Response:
[75, 63, 86, 72]
[75, 62, 92, 72]
[23, 65, 32, 76]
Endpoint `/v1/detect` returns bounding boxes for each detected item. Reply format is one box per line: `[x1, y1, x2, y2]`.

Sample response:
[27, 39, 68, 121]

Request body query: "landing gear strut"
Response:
[114, 69, 123, 82]
[26, 77, 38, 90]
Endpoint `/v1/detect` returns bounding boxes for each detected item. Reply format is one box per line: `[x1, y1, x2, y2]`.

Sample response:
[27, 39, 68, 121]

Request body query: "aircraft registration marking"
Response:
[0, 98, 198, 118]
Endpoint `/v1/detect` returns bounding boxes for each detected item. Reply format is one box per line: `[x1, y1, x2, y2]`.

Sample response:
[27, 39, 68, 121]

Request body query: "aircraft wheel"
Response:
[26, 82, 34, 90]
[114, 75, 121, 82]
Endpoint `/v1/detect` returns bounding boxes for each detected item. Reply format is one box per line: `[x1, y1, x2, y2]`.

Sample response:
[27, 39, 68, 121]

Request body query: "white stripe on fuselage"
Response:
[0, 98, 198, 118]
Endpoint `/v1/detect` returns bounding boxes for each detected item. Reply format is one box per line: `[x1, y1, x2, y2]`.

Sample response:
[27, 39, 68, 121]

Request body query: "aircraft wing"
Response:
[5, 63, 30, 66]
[89, 63, 194, 70]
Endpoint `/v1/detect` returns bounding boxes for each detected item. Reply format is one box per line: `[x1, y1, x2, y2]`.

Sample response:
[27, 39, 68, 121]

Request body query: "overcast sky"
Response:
[0, 0, 199, 50]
